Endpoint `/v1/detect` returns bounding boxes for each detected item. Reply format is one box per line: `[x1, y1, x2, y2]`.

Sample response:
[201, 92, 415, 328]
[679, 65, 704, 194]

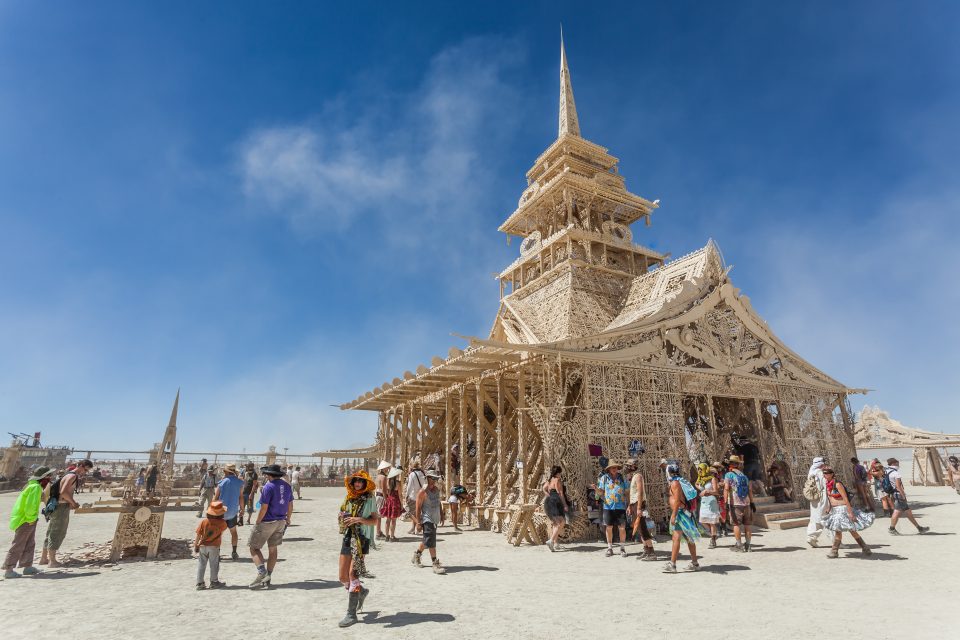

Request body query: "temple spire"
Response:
[559, 30, 581, 138]
[167, 388, 180, 429]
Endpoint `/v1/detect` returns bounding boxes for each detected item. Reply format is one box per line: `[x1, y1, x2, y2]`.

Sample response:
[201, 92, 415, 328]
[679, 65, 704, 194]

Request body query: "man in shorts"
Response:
[248, 464, 293, 589]
[594, 460, 629, 558]
[412, 469, 446, 574]
[886, 458, 930, 535]
[214, 463, 244, 560]
[241, 462, 259, 525]
[724, 455, 754, 552]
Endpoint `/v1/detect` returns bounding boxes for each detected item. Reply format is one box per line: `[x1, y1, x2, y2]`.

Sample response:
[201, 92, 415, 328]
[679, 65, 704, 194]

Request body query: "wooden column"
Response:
[476, 380, 485, 504]
[458, 387, 468, 485]
[517, 364, 528, 504]
[399, 404, 409, 471]
[496, 374, 506, 507]
[444, 394, 452, 495]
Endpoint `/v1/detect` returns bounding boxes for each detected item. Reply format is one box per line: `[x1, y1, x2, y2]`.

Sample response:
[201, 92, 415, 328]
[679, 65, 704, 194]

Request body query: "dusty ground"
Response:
[1, 466, 957, 639]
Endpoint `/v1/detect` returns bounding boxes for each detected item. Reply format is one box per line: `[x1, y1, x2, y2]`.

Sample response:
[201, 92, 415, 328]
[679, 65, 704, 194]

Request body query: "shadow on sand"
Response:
[361, 611, 455, 627]
[282, 537, 314, 542]
[697, 564, 751, 574]
[30, 571, 101, 579]
[442, 565, 499, 574]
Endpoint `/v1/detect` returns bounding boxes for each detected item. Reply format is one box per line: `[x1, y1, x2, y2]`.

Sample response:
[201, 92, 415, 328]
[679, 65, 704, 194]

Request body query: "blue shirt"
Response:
[260, 478, 294, 522]
[217, 475, 244, 520]
[597, 474, 629, 510]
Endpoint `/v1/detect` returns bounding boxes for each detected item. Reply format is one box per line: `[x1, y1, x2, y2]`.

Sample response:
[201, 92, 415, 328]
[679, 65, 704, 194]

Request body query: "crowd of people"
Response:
[1, 449, 942, 629]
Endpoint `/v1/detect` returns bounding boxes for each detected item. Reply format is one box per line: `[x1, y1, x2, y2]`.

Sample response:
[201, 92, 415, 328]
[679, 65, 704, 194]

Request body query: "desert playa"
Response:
[2, 459, 957, 640]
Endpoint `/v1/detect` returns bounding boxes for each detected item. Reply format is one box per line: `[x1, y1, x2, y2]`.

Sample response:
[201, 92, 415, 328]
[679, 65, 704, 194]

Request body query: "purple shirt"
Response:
[260, 478, 293, 522]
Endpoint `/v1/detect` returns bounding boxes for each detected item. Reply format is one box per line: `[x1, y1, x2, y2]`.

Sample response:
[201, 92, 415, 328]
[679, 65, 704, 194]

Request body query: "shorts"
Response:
[421, 521, 437, 549]
[341, 531, 370, 556]
[893, 493, 910, 512]
[602, 508, 627, 527]
[226, 516, 238, 529]
[730, 505, 753, 526]
[447, 495, 459, 504]
[248, 520, 286, 550]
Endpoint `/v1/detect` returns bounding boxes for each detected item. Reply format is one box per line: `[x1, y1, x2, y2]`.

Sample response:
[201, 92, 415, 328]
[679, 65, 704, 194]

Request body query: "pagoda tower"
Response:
[492, 37, 665, 345]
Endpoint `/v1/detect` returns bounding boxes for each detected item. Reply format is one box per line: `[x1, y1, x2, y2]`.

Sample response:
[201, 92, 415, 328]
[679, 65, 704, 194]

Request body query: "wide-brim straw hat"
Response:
[605, 460, 623, 471]
[728, 455, 743, 464]
[31, 466, 54, 480]
[387, 467, 402, 480]
[224, 463, 237, 473]
[425, 469, 442, 479]
[206, 500, 227, 517]
[344, 470, 376, 494]
[377, 460, 392, 471]
[625, 458, 638, 467]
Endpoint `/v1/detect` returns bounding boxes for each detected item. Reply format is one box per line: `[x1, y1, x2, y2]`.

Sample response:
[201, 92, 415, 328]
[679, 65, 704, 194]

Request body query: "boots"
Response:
[855, 537, 872, 557]
[412, 550, 423, 567]
[826, 538, 841, 559]
[357, 586, 369, 613]
[338, 590, 360, 628]
[432, 558, 446, 574]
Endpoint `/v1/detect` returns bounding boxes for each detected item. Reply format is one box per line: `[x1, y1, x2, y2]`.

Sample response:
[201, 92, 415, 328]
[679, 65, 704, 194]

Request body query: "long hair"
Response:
[550, 465, 562, 478]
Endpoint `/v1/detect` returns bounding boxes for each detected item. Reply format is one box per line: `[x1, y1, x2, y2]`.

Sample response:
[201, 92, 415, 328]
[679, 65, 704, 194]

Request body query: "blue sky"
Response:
[1, 2, 958, 454]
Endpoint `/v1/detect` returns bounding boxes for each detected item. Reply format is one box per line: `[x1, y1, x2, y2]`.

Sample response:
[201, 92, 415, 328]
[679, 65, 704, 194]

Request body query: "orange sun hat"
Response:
[344, 469, 376, 498]
[206, 500, 227, 517]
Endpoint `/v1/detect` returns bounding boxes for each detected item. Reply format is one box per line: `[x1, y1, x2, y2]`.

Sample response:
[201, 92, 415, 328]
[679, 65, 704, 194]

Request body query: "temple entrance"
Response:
[711, 397, 765, 487]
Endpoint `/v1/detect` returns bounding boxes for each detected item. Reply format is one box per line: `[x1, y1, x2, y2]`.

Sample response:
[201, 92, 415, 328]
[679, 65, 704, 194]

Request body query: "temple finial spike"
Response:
[559, 30, 581, 138]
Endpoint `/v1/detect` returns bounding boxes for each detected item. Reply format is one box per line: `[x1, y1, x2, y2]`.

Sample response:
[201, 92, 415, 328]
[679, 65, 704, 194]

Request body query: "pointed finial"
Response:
[559, 29, 581, 138]
[167, 388, 180, 429]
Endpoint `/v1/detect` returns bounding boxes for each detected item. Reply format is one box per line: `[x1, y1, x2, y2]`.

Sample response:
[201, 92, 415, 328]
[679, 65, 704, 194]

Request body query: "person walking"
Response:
[381, 467, 404, 540]
[412, 470, 447, 574]
[194, 500, 228, 589]
[241, 462, 259, 525]
[696, 463, 721, 549]
[820, 467, 874, 558]
[542, 465, 570, 552]
[40, 459, 93, 567]
[214, 463, 244, 560]
[291, 466, 303, 500]
[198, 468, 217, 518]
[713, 462, 729, 537]
[375, 460, 391, 540]
[338, 470, 379, 628]
[870, 459, 893, 517]
[724, 455, 754, 552]
[594, 460, 629, 557]
[4, 466, 54, 578]
[885, 458, 930, 535]
[663, 463, 701, 573]
[145, 464, 159, 495]
[804, 456, 828, 547]
[248, 464, 293, 589]
[405, 458, 426, 535]
[850, 457, 874, 512]
[627, 460, 656, 560]
[134, 468, 146, 496]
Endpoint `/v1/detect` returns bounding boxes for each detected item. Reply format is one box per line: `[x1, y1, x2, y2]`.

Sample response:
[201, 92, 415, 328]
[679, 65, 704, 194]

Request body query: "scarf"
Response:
[807, 459, 824, 477]
[825, 478, 843, 499]
[695, 463, 713, 489]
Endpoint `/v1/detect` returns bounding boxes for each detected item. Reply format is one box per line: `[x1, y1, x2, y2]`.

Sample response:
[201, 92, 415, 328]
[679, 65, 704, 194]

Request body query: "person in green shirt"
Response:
[4, 466, 54, 578]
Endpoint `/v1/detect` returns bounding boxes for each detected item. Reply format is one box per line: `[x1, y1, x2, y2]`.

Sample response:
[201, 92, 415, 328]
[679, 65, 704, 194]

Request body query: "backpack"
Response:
[730, 471, 749, 499]
[44, 471, 75, 516]
[802, 474, 822, 502]
[881, 470, 897, 495]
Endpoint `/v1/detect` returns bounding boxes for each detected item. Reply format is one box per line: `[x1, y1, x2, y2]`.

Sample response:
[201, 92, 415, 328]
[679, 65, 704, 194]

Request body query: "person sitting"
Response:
[767, 465, 788, 503]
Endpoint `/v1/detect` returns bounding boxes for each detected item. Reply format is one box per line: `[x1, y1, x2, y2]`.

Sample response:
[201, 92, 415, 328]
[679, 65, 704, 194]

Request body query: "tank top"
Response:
[421, 487, 441, 525]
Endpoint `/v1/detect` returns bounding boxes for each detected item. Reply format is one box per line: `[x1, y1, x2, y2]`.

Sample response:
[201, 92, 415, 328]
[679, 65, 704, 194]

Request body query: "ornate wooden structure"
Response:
[342, 38, 864, 540]
[856, 405, 960, 486]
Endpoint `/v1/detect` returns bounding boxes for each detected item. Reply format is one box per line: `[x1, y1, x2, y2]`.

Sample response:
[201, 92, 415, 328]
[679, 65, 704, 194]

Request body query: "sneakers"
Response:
[917, 526, 930, 534]
[684, 562, 701, 572]
[619, 547, 627, 557]
[605, 547, 613, 557]
[432, 559, 446, 575]
[546, 541, 555, 552]
[196, 582, 207, 590]
[249, 571, 269, 589]
[888, 527, 901, 536]
[806, 539, 819, 548]
[231, 551, 240, 561]
[22, 566, 40, 576]
[639, 549, 657, 561]
[412, 551, 423, 567]
[708, 538, 717, 549]
[663, 562, 677, 574]
[743, 541, 751, 553]
[732, 542, 744, 553]
[4, 570, 21, 579]
[209, 580, 226, 589]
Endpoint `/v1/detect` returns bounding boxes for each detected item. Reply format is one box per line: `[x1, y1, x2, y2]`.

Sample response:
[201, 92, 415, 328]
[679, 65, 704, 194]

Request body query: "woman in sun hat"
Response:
[381, 467, 404, 541]
[337, 469, 379, 628]
[4, 466, 55, 578]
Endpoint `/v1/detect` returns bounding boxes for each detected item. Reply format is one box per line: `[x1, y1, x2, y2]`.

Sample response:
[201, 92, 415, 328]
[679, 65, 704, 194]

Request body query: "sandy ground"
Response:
[1, 467, 958, 640]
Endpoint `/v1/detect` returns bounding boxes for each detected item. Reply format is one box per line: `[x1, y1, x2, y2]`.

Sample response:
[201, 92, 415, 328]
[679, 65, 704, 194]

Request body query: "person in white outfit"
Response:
[806, 456, 828, 547]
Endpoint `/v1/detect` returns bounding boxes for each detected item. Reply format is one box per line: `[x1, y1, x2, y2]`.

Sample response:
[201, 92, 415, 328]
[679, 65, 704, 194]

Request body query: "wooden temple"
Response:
[341, 38, 864, 539]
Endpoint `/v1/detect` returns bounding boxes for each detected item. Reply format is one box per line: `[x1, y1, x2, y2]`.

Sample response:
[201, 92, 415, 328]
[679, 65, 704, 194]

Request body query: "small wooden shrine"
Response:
[341, 38, 864, 539]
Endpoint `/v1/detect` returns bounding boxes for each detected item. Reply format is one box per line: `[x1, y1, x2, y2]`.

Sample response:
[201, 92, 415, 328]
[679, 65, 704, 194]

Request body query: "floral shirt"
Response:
[597, 474, 629, 510]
